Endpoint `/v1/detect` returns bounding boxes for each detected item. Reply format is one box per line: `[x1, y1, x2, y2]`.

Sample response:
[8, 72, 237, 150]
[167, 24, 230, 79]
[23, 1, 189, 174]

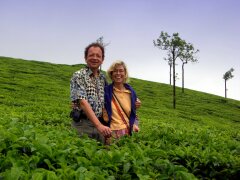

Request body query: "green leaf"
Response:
[123, 162, 131, 173]
[45, 170, 58, 180]
[31, 172, 44, 180]
[175, 171, 197, 180]
[4, 166, 24, 180]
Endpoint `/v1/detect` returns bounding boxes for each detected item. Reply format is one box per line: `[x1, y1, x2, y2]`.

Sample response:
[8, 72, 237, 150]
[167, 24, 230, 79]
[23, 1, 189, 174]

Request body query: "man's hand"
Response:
[135, 98, 141, 109]
[96, 124, 112, 138]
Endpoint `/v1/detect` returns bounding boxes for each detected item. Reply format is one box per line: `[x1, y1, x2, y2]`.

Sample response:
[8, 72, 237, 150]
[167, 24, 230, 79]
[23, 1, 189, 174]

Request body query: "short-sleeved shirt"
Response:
[70, 66, 106, 117]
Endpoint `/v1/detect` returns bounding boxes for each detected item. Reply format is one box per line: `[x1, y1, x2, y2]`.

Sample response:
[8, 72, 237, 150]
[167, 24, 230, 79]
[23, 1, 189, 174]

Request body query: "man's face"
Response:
[85, 46, 103, 70]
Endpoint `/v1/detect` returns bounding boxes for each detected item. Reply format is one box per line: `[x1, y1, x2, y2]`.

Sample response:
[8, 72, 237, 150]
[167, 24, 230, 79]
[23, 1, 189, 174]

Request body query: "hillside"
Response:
[0, 56, 239, 179]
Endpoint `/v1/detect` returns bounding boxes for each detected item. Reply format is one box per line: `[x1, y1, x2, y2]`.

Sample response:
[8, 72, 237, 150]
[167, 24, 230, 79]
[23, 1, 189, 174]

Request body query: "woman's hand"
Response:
[133, 125, 139, 132]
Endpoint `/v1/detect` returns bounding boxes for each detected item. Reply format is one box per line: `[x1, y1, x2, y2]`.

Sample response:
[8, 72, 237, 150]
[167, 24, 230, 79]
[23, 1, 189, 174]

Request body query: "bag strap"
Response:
[112, 96, 130, 131]
[112, 92, 130, 119]
[113, 92, 139, 127]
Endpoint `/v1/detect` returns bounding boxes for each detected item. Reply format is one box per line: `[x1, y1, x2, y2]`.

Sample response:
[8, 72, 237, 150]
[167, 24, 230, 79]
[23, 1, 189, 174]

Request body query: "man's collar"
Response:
[86, 66, 103, 78]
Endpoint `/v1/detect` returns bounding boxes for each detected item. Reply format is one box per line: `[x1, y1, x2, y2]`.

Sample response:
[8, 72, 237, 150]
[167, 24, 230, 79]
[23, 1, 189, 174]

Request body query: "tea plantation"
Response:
[0, 57, 239, 179]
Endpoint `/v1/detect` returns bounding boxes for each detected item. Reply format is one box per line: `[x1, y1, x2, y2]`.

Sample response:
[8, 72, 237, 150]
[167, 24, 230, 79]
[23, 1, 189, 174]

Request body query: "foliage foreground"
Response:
[0, 57, 240, 179]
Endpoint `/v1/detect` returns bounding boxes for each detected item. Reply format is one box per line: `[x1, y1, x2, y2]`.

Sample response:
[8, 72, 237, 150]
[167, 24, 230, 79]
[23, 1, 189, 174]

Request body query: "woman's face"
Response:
[112, 65, 126, 84]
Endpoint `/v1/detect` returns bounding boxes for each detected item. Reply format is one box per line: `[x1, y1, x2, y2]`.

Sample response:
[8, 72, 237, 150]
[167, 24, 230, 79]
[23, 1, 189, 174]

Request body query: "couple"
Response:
[70, 42, 140, 144]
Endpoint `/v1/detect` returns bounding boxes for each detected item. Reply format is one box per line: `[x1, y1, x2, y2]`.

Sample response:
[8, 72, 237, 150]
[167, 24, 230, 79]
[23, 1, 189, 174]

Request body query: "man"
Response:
[70, 42, 111, 142]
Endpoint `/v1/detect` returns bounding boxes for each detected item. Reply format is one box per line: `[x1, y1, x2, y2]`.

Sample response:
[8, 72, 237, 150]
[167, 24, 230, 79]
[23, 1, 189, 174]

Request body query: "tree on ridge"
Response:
[96, 36, 110, 71]
[154, 32, 186, 109]
[223, 68, 234, 98]
[164, 53, 173, 85]
[96, 36, 110, 47]
[154, 31, 198, 109]
[179, 43, 199, 93]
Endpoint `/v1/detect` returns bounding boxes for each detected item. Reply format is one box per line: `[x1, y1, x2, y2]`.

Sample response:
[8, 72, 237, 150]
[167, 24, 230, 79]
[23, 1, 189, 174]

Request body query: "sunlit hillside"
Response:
[0, 56, 239, 179]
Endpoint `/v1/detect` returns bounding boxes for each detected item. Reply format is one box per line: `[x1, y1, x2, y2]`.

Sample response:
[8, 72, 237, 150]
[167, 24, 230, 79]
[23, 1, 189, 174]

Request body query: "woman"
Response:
[103, 61, 140, 144]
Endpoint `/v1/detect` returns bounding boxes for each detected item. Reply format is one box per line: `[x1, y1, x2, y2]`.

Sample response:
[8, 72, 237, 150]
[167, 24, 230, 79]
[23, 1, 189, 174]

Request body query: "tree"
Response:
[154, 31, 186, 109]
[223, 68, 234, 98]
[164, 53, 173, 85]
[179, 43, 199, 93]
[96, 36, 110, 70]
[96, 36, 110, 47]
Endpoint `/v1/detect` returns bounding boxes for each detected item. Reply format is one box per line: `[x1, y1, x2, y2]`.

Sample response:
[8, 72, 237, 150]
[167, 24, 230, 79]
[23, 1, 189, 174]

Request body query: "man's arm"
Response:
[80, 99, 111, 137]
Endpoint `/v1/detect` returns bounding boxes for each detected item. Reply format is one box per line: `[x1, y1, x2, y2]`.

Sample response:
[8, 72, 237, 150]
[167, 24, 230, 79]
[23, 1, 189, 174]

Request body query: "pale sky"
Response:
[1, 0, 240, 100]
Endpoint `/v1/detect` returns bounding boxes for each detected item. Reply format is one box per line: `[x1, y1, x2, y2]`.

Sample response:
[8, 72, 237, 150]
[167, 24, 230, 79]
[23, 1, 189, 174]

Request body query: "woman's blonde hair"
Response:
[107, 60, 129, 83]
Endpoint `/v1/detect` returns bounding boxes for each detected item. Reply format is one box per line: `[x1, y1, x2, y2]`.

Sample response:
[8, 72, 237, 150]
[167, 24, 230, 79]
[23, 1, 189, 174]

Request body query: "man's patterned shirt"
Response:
[70, 66, 106, 117]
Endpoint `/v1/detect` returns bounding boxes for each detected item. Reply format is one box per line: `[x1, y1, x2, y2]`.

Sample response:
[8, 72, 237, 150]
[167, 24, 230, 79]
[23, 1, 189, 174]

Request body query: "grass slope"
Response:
[0, 57, 239, 179]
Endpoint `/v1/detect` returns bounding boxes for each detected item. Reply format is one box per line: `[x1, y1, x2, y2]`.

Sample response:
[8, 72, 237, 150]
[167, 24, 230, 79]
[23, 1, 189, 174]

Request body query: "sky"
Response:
[1, 0, 240, 100]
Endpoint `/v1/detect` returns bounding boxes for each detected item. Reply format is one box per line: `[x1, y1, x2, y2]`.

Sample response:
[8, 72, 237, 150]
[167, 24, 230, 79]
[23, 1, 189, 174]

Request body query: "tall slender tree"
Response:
[179, 43, 199, 93]
[164, 53, 173, 85]
[223, 68, 234, 98]
[96, 36, 110, 70]
[96, 36, 110, 47]
[154, 32, 186, 109]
